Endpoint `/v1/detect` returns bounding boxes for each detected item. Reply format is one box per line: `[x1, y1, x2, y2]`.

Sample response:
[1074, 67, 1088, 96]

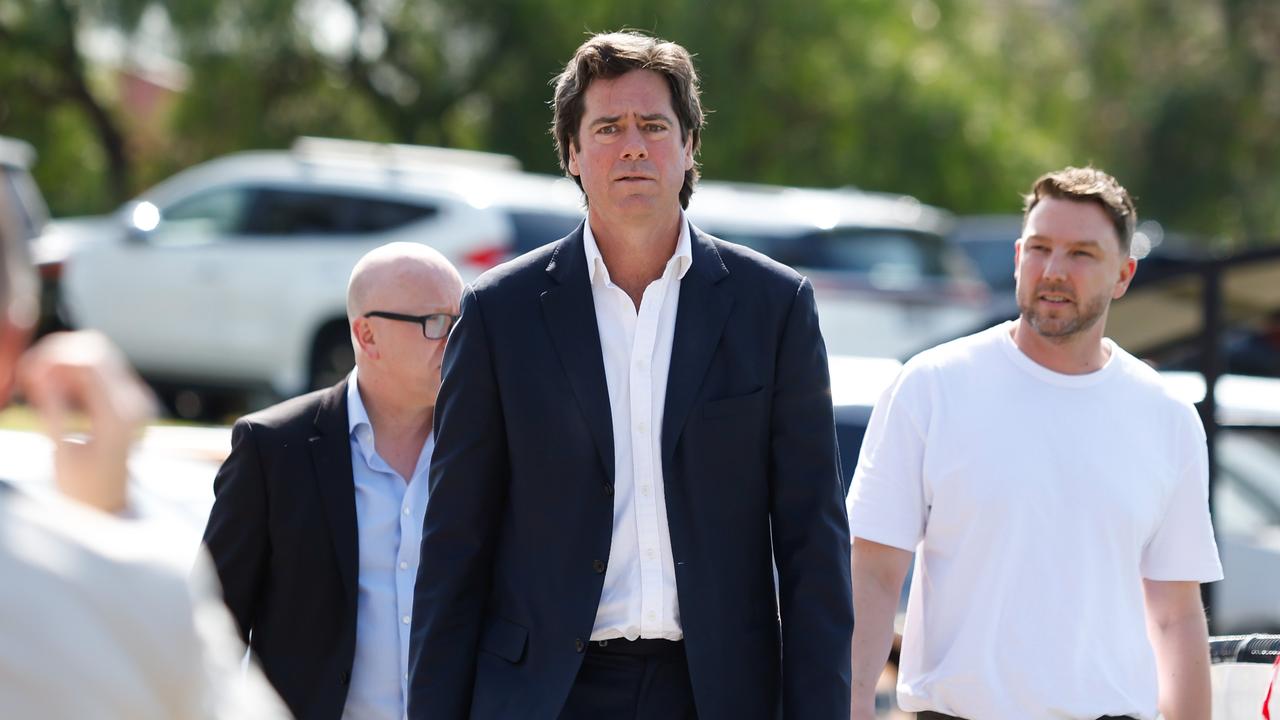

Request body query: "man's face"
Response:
[362, 270, 460, 406]
[1014, 196, 1136, 341]
[568, 69, 694, 224]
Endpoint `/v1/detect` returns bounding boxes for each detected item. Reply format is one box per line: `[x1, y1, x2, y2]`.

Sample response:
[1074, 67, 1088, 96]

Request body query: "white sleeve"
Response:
[1140, 409, 1223, 582]
[845, 365, 929, 552]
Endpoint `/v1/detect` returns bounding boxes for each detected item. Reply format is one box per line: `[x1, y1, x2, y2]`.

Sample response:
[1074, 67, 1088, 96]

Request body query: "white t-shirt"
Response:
[847, 321, 1223, 720]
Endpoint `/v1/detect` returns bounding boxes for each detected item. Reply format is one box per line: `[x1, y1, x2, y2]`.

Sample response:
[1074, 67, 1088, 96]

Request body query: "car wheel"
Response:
[310, 321, 354, 392]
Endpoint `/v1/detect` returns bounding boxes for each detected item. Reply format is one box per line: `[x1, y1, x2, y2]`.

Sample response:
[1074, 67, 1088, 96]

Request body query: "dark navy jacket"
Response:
[408, 223, 853, 719]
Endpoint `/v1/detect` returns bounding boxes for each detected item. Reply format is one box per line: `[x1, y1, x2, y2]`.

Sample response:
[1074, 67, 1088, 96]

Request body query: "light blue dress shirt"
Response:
[342, 370, 433, 720]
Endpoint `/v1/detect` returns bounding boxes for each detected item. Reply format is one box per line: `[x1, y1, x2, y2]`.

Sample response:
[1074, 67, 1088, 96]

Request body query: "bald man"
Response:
[202, 242, 463, 720]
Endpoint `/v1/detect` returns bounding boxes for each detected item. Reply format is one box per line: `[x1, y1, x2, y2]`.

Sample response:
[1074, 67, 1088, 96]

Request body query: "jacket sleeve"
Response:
[201, 419, 270, 644]
[768, 277, 854, 718]
[408, 285, 510, 720]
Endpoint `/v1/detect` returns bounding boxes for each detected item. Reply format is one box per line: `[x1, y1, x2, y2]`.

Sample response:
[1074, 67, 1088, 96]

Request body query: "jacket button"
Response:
[339, 669, 350, 686]
[603, 483, 613, 496]
[574, 638, 586, 653]
[592, 559, 606, 574]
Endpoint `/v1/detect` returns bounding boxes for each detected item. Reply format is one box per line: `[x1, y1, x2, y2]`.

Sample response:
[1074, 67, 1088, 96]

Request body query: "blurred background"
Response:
[2, 1, 1279, 715]
[2, 0, 1277, 240]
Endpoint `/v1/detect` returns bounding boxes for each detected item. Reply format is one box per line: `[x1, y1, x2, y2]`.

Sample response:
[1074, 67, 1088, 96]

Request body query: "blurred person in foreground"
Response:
[202, 242, 463, 720]
[846, 167, 1221, 720]
[0, 176, 286, 718]
[408, 30, 852, 720]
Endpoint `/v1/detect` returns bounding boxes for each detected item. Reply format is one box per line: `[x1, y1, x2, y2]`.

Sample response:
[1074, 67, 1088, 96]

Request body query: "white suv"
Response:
[61, 138, 515, 408]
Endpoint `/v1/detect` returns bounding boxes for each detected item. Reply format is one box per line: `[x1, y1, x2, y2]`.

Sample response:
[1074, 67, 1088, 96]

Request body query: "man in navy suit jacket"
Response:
[408, 31, 852, 719]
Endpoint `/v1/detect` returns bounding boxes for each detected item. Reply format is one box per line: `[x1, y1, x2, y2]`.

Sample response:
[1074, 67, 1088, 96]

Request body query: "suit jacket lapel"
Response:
[310, 381, 359, 607]
[662, 224, 733, 465]
[540, 226, 616, 485]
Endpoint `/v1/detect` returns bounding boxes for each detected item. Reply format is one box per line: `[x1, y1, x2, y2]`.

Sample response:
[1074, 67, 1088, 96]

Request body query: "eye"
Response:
[644, 123, 667, 133]
[597, 125, 617, 135]
[1072, 250, 1095, 258]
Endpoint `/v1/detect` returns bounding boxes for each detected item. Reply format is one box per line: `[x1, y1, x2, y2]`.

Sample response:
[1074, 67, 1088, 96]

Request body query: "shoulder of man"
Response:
[900, 322, 1009, 377]
[469, 234, 567, 299]
[1108, 342, 1205, 421]
[697, 226, 804, 289]
[236, 381, 342, 436]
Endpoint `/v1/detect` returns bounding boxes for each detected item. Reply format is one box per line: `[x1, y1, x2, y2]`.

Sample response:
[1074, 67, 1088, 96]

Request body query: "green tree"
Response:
[0, 0, 155, 212]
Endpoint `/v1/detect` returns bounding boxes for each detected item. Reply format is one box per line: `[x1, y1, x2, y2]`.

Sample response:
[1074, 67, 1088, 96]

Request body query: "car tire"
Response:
[310, 321, 354, 392]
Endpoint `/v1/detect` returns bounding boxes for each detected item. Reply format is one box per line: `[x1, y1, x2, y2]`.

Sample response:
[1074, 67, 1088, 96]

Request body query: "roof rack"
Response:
[290, 136, 521, 173]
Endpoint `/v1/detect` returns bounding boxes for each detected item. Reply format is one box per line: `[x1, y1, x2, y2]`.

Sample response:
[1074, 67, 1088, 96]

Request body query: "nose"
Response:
[620, 126, 648, 161]
[1042, 248, 1070, 280]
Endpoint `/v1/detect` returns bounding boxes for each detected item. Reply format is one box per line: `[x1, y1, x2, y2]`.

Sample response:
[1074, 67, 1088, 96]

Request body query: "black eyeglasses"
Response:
[363, 311, 459, 339]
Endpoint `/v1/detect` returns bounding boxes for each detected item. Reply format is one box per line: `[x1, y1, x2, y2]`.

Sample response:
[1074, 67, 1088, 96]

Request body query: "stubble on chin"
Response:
[1019, 294, 1108, 343]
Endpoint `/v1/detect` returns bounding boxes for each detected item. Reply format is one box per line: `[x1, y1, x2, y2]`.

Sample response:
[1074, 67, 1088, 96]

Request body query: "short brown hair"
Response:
[1022, 166, 1137, 255]
[551, 31, 704, 209]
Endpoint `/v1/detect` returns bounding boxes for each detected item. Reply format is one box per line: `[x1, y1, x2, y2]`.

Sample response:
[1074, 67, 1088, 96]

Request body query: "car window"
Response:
[691, 228, 795, 263]
[347, 196, 438, 233]
[239, 189, 437, 236]
[241, 188, 348, 235]
[152, 187, 252, 245]
[806, 229, 949, 283]
[507, 210, 582, 254]
[959, 238, 1017, 291]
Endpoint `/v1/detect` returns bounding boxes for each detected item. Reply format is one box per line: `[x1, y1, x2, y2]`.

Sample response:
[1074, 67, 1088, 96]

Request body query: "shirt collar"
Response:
[346, 367, 376, 463]
[583, 210, 693, 287]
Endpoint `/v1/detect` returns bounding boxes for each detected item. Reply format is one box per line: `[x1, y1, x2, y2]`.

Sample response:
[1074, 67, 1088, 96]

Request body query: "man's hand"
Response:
[17, 331, 155, 513]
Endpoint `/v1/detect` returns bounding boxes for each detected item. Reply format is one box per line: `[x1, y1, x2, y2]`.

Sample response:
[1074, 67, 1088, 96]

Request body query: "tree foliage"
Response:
[0, 0, 1276, 243]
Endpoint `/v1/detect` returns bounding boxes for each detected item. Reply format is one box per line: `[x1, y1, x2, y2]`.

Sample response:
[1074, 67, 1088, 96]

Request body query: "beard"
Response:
[1017, 283, 1109, 341]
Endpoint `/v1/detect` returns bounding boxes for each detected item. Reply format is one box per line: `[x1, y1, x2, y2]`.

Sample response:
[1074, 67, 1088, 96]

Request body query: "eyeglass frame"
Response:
[362, 310, 459, 340]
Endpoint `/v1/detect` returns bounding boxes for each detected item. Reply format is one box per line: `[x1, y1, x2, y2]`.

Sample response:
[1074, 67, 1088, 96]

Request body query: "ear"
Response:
[1012, 238, 1023, 283]
[352, 317, 379, 360]
[683, 134, 694, 171]
[568, 141, 581, 177]
[1113, 256, 1138, 300]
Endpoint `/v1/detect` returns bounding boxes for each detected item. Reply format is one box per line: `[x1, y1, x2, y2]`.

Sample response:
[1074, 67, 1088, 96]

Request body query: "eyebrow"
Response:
[1024, 234, 1105, 249]
[587, 112, 676, 127]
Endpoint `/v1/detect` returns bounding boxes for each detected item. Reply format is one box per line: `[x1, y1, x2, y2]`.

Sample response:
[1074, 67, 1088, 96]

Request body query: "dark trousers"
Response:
[916, 707, 1136, 712]
[559, 639, 697, 720]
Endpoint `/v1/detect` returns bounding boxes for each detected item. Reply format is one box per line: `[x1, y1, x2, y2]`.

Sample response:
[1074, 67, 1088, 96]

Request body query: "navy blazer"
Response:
[408, 224, 853, 719]
[203, 381, 359, 720]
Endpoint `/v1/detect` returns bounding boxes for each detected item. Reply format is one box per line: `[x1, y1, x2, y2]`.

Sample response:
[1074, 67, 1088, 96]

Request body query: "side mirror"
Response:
[123, 201, 160, 244]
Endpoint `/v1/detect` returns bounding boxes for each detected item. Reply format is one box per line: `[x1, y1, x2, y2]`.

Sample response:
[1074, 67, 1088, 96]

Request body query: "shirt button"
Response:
[400, 561, 409, 570]
[646, 548, 657, 560]
[647, 611, 656, 620]
[574, 638, 586, 653]
[402, 615, 411, 625]
[640, 485, 651, 497]
[636, 422, 647, 435]
[402, 507, 411, 516]
[592, 559, 606, 574]
[403, 673, 408, 681]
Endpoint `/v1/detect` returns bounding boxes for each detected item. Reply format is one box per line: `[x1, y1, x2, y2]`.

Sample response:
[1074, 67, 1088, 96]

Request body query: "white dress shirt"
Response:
[342, 370, 433, 720]
[584, 215, 692, 642]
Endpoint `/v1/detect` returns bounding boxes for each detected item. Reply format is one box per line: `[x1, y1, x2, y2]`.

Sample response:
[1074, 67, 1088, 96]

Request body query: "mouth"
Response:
[1033, 285, 1076, 305]
[613, 173, 656, 183]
